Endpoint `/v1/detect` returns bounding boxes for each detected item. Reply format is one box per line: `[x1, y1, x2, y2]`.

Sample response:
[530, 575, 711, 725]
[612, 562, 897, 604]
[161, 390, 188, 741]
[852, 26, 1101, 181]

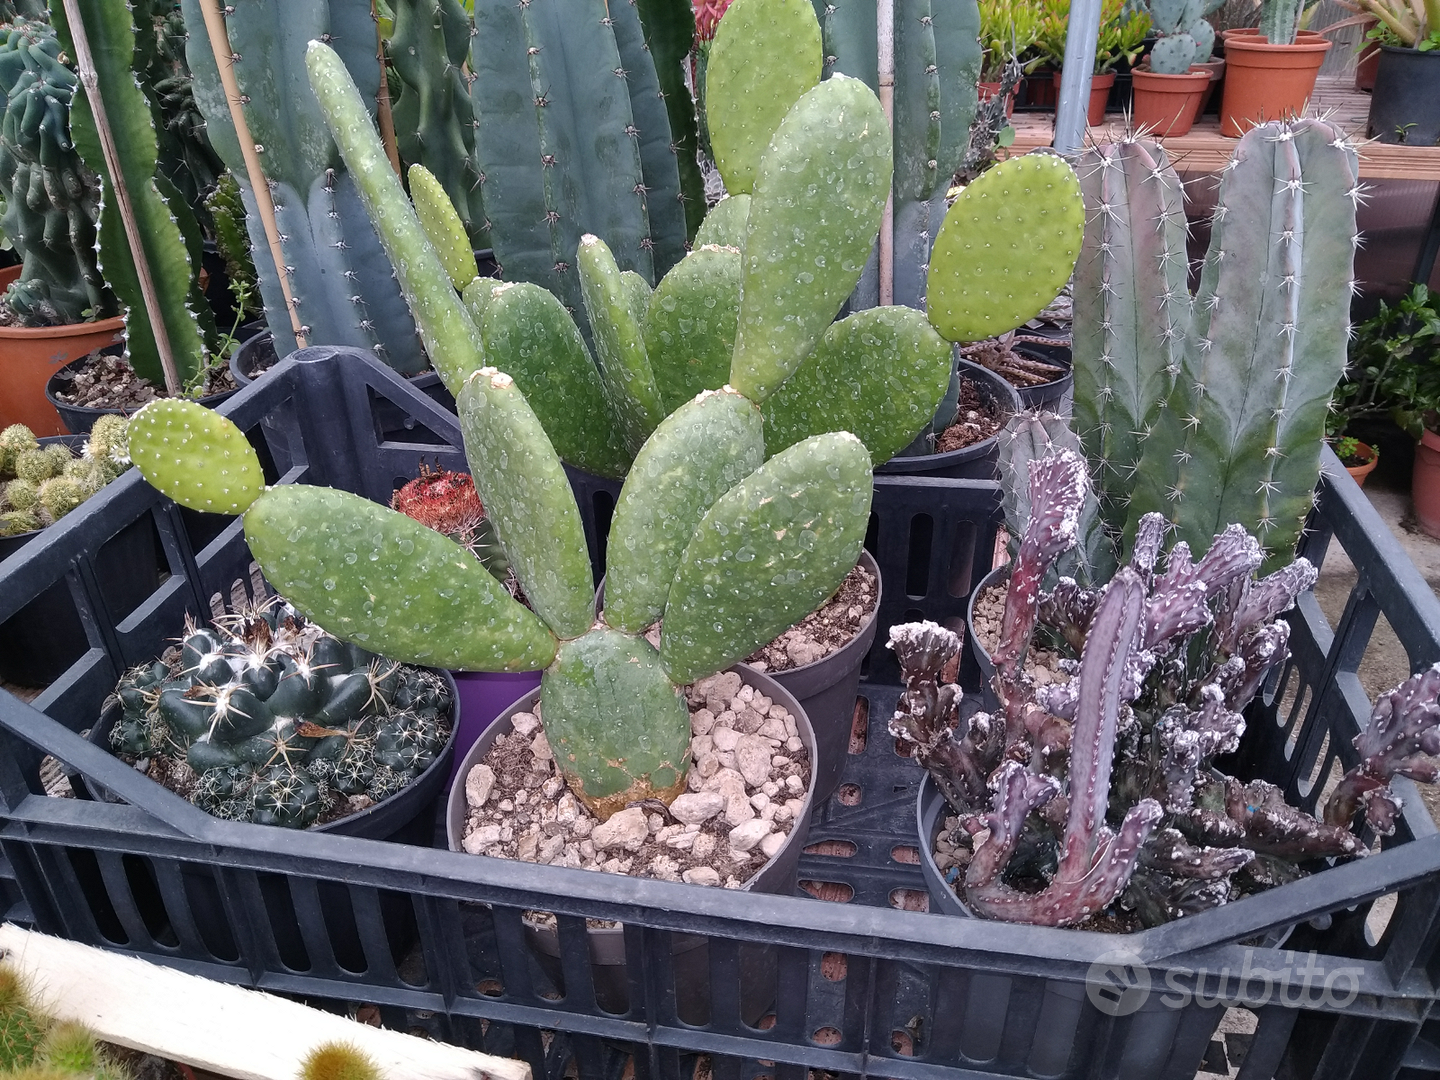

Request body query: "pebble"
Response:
[580, 839, 596, 861]
[759, 717, 788, 741]
[683, 866, 721, 886]
[691, 708, 716, 735]
[497, 799, 514, 813]
[736, 735, 774, 787]
[784, 715, 799, 740]
[759, 832, 786, 859]
[541, 834, 568, 862]
[592, 807, 649, 852]
[734, 706, 765, 734]
[787, 639, 826, 667]
[729, 818, 772, 853]
[724, 793, 755, 826]
[785, 737, 804, 753]
[517, 829, 540, 860]
[511, 712, 541, 737]
[693, 734, 714, 757]
[750, 792, 770, 811]
[703, 672, 743, 715]
[670, 791, 725, 824]
[542, 775, 565, 799]
[531, 733, 553, 761]
[465, 764, 496, 808]
[463, 824, 502, 854]
[785, 774, 804, 795]
[712, 726, 740, 752]
[693, 832, 717, 860]
[648, 813, 665, 834]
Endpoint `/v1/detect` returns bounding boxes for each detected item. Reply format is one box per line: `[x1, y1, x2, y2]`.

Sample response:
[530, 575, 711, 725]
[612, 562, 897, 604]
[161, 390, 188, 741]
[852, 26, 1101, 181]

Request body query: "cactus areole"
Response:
[128, 26, 1087, 822]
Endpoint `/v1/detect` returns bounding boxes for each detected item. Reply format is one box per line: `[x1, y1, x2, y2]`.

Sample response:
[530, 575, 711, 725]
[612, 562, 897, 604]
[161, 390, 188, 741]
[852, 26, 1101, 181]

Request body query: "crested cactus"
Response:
[891, 448, 1383, 928]
[177, 0, 424, 371]
[1073, 120, 1359, 571]
[53, 0, 217, 388]
[0, 20, 114, 327]
[106, 599, 453, 828]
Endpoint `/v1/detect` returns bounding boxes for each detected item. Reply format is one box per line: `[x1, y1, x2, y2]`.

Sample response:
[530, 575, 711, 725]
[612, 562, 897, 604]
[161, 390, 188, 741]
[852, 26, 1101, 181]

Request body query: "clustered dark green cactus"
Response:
[108, 599, 452, 829]
[0, 18, 114, 327]
[0, 417, 130, 538]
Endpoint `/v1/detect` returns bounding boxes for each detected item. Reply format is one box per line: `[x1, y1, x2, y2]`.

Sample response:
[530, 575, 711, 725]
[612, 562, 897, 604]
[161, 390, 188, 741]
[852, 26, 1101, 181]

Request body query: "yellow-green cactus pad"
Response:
[127, 399, 264, 514]
[926, 153, 1085, 344]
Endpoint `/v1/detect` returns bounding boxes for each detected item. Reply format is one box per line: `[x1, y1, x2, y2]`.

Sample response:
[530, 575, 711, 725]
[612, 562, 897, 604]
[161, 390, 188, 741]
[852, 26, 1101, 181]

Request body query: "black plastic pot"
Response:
[1368, 45, 1440, 145]
[875, 358, 1020, 480]
[1011, 340, 1073, 414]
[445, 667, 817, 1025]
[966, 563, 1008, 713]
[80, 671, 458, 969]
[0, 438, 162, 687]
[44, 356, 238, 435]
[739, 548, 881, 803]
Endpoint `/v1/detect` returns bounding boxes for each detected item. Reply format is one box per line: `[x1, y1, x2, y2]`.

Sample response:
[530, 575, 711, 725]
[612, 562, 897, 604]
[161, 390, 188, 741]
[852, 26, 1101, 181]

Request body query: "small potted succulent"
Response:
[1131, 0, 1224, 137]
[977, 0, 1047, 114]
[1331, 434, 1380, 484]
[1035, 0, 1151, 126]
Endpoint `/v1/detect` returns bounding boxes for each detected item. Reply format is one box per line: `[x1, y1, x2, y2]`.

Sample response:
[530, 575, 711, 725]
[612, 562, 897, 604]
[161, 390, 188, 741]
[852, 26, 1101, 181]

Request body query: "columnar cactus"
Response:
[108, 600, 453, 828]
[890, 448, 1380, 927]
[1144, 0, 1219, 73]
[1259, 0, 1303, 44]
[806, 0, 983, 309]
[53, 0, 218, 387]
[1073, 121, 1359, 570]
[0, 20, 113, 327]
[178, 0, 425, 371]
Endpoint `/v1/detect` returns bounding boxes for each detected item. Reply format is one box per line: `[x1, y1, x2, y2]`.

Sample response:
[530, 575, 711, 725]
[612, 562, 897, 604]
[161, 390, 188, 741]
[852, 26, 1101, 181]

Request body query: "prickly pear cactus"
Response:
[106, 599, 454, 829]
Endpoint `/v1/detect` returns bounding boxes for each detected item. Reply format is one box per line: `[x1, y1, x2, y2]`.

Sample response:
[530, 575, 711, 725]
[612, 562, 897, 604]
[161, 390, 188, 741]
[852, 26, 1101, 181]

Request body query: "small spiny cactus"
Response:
[299, 1041, 383, 1080]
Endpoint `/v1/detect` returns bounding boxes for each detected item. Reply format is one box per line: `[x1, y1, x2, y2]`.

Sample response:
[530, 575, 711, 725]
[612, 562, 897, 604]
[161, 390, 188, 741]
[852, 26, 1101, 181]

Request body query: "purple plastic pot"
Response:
[447, 670, 544, 785]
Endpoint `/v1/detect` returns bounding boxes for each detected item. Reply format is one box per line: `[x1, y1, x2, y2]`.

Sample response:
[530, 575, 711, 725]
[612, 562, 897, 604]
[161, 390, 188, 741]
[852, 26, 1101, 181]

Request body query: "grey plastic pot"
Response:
[445, 665, 817, 1025]
[875, 357, 1020, 479]
[739, 548, 881, 803]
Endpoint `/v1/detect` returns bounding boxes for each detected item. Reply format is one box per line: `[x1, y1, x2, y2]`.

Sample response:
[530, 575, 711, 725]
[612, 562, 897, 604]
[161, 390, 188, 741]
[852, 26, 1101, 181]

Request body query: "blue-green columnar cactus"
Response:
[467, 0, 700, 333]
[177, 0, 425, 372]
[0, 20, 114, 327]
[128, 24, 1084, 818]
[1072, 122, 1359, 572]
[53, 0, 218, 387]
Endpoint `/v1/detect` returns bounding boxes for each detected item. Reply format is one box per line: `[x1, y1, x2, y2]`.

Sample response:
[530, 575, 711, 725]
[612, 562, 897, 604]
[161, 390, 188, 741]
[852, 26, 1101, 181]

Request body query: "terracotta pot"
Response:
[978, 80, 1016, 117]
[1053, 70, 1115, 127]
[1219, 30, 1332, 137]
[1340, 440, 1380, 487]
[1195, 57, 1227, 114]
[1355, 41, 1381, 91]
[0, 266, 126, 437]
[1413, 429, 1440, 539]
[1132, 66, 1212, 136]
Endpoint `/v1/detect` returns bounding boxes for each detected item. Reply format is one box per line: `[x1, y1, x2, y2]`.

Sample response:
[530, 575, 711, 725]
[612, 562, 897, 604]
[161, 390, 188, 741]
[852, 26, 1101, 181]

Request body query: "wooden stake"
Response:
[61, 0, 182, 395]
[0, 924, 531, 1080]
[374, 0, 403, 176]
[877, 0, 895, 307]
[196, 0, 307, 348]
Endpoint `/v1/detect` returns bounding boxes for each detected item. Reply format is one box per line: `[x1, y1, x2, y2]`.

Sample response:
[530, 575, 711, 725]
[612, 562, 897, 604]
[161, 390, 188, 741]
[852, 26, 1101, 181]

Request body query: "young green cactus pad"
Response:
[642, 245, 743, 415]
[729, 74, 893, 403]
[106, 599, 454, 828]
[245, 485, 558, 671]
[705, 0, 822, 194]
[125, 400, 264, 515]
[691, 195, 750, 251]
[409, 164, 480, 293]
[926, 153, 1085, 344]
[760, 306, 954, 465]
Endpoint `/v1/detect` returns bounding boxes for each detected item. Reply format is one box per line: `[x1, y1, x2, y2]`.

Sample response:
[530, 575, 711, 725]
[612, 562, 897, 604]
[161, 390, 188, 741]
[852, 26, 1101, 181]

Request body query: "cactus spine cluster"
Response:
[1072, 122, 1359, 570]
[108, 599, 453, 827]
[128, 0, 1085, 820]
[53, 0, 218, 387]
[0, 20, 113, 327]
[1143, 0, 1220, 74]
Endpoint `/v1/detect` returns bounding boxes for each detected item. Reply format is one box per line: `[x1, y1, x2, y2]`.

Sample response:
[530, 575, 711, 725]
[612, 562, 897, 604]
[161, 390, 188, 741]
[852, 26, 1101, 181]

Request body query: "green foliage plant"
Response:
[1035, 0, 1152, 73]
[1332, 284, 1440, 440]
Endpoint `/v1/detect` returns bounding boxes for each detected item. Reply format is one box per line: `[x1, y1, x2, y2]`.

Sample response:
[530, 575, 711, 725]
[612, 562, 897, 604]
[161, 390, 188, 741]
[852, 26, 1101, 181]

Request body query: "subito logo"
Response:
[1085, 949, 1151, 1017]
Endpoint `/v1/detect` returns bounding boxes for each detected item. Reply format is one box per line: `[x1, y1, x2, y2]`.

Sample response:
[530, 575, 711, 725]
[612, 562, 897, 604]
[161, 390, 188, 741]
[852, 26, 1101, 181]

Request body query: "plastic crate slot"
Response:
[849, 697, 868, 755]
[887, 888, 927, 912]
[810, 1025, 841, 1045]
[890, 845, 920, 865]
[946, 520, 978, 599]
[1366, 890, 1398, 946]
[797, 881, 853, 903]
[61, 846, 127, 945]
[801, 840, 856, 858]
[891, 1028, 915, 1056]
[820, 952, 846, 981]
[836, 784, 861, 807]
[905, 515, 933, 599]
[366, 385, 457, 448]
[959, 972, 1011, 1062]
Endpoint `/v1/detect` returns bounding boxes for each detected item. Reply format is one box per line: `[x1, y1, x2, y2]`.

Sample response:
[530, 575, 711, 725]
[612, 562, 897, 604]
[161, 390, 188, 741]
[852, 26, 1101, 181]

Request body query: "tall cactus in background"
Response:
[1071, 138, 1190, 572]
[1129, 119, 1358, 565]
[53, 0, 216, 387]
[388, 0, 487, 249]
[809, 0, 982, 309]
[178, 0, 425, 371]
[0, 20, 114, 327]
[1259, 0, 1302, 43]
[468, 0, 696, 329]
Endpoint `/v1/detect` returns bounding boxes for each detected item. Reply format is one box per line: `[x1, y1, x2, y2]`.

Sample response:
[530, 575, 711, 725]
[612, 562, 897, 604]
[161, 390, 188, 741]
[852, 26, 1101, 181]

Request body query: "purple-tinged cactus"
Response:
[1325, 665, 1440, 836]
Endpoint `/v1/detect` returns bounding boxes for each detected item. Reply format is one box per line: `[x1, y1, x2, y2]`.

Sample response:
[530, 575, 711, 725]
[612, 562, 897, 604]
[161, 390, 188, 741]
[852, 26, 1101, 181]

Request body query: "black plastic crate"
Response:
[2, 349, 1440, 1080]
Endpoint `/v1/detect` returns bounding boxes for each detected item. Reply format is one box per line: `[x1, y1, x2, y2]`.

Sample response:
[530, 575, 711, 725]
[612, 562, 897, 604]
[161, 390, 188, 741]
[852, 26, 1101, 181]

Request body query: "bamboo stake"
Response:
[877, 0, 894, 306]
[197, 0, 307, 348]
[61, 0, 182, 395]
[374, 0, 403, 175]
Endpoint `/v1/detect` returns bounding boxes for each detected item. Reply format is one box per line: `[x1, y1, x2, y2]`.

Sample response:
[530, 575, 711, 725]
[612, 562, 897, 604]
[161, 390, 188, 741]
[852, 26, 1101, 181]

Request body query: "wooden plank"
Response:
[1008, 76, 1440, 181]
[0, 923, 530, 1080]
